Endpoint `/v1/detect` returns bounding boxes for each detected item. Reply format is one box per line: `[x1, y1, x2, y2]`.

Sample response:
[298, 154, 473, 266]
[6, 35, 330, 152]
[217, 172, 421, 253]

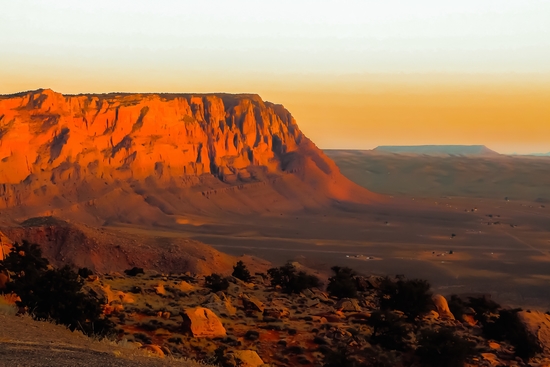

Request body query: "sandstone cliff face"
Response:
[0, 89, 376, 224]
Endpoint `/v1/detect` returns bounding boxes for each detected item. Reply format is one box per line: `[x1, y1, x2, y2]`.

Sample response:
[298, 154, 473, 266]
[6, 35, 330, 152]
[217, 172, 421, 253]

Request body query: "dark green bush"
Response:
[368, 310, 411, 351]
[447, 294, 468, 321]
[327, 266, 358, 299]
[77, 267, 94, 278]
[267, 262, 320, 294]
[416, 328, 476, 367]
[467, 295, 500, 324]
[124, 267, 144, 277]
[232, 260, 252, 282]
[379, 277, 432, 321]
[1, 241, 114, 337]
[205, 273, 230, 292]
[322, 345, 362, 367]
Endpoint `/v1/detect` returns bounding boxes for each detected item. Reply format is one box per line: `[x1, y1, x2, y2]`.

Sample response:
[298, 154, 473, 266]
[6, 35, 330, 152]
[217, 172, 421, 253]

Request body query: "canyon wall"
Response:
[0, 89, 377, 225]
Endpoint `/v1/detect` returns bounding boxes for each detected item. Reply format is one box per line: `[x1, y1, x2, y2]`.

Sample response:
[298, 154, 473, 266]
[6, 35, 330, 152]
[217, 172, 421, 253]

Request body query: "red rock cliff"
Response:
[0, 89, 377, 224]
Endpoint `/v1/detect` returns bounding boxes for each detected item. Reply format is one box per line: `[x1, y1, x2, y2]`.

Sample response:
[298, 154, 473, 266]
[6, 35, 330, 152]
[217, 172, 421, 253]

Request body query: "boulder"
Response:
[181, 307, 227, 338]
[154, 283, 166, 296]
[241, 294, 265, 313]
[518, 310, 550, 353]
[177, 280, 195, 292]
[264, 306, 290, 319]
[203, 292, 237, 317]
[141, 344, 165, 358]
[230, 350, 264, 367]
[335, 298, 362, 312]
[84, 283, 115, 304]
[432, 294, 455, 320]
[116, 291, 135, 304]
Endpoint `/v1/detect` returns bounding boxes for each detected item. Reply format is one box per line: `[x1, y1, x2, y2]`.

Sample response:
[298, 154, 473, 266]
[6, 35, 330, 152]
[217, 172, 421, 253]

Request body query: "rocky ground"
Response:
[75, 267, 550, 367]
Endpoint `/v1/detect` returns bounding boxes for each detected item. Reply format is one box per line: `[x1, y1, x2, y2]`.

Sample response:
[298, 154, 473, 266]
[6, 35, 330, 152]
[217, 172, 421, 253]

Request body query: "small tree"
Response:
[327, 266, 358, 299]
[447, 295, 467, 321]
[1, 242, 114, 337]
[467, 295, 500, 324]
[368, 310, 411, 351]
[379, 277, 432, 321]
[124, 267, 144, 277]
[205, 273, 230, 292]
[232, 261, 252, 282]
[268, 262, 320, 294]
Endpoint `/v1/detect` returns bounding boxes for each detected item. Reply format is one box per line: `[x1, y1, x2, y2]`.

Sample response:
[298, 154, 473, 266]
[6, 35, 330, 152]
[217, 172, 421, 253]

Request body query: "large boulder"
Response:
[202, 292, 237, 317]
[335, 298, 362, 312]
[181, 307, 227, 338]
[518, 310, 550, 354]
[241, 294, 265, 313]
[230, 350, 264, 367]
[432, 294, 455, 320]
[176, 281, 195, 293]
[264, 306, 290, 319]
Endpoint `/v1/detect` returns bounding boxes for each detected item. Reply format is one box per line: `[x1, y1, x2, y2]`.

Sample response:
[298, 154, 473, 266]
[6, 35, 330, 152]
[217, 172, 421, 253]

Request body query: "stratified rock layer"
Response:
[0, 89, 377, 225]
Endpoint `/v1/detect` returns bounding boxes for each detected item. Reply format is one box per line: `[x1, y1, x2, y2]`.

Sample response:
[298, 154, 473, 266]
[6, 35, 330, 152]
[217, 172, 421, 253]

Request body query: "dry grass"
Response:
[0, 294, 18, 316]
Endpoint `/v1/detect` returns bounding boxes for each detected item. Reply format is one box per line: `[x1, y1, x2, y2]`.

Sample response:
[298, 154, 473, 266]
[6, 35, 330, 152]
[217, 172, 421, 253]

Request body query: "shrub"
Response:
[368, 310, 411, 351]
[416, 327, 476, 367]
[327, 266, 357, 299]
[467, 295, 500, 324]
[1, 242, 114, 337]
[204, 273, 230, 292]
[232, 261, 252, 282]
[267, 262, 320, 294]
[447, 295, 468, 321]
[322, 345, 361, 367]
[78, 267, 93, 278]
[124, 267, 144, 277]
[379, 277, 432, 321]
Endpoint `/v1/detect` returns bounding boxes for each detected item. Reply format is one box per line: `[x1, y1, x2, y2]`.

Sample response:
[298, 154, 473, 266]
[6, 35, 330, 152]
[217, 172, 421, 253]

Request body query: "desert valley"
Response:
[0, 89, 549, 366]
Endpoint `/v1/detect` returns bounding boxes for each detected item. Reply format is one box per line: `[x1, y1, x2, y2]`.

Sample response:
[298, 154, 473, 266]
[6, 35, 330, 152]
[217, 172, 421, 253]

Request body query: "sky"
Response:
[1, 0, 550, 154]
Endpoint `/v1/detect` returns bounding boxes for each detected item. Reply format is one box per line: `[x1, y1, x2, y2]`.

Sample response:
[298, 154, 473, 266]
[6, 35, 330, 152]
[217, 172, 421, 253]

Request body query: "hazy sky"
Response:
[1, 0, 550, 153]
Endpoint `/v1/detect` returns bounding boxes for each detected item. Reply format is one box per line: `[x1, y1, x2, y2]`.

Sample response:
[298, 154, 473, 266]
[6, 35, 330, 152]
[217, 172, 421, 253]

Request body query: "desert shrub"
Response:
[0, 241, 48, 281]
[379, 277, 432, 321]
[482, 308, 542, 360]
[124, 267, 144, 277]
[267, 262, 320, 294]
[232, 260, 252, 282]
[447, 294, 468, 321]
[467, 295, 500, 324]
[415, 328, 476, 367]
[77, 267, 93, 278]
[133, 332, 152, 344]
[327, 266, 357, 299]
[1, 241, 114, 337]
[368, 310, 411, 351]
[322, 345, 362, 367]
[205, 273, 230, 292]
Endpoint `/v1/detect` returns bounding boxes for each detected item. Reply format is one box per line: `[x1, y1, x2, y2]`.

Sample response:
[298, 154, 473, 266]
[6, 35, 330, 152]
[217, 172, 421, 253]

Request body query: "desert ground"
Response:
[98, 150, 550, 310]
[107, 191, 550, 311]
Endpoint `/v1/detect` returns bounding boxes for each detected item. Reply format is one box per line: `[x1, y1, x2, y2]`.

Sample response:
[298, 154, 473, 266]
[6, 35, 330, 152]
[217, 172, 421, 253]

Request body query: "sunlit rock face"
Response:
[0, 89, 377, 224]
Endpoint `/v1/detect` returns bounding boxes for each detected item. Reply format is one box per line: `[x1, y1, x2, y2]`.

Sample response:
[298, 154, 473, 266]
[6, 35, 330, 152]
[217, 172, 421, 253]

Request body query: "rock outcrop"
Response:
[181, 307, 227, 338]
[0, 89, 378, 226]
[432, 294, 455, 320]
[519, 310, 550, 354]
